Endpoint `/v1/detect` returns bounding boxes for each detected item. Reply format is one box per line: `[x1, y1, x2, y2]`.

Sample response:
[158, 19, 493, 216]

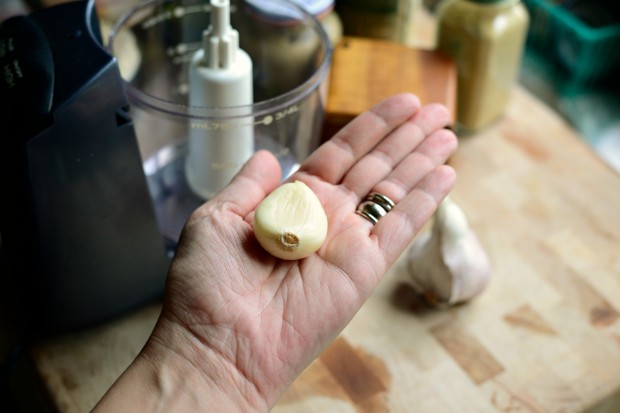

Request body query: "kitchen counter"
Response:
[28, 86, 620, 412]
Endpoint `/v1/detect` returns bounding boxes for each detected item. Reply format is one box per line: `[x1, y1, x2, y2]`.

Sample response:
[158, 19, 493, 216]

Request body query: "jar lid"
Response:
[245, 0, 334, 20]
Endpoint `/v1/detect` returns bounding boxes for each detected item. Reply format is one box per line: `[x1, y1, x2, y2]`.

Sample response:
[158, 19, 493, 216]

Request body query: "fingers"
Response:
[298, 93, 421, 184]
[374, 165, 457, 266]
[351, 122, 457, 233]
[347, 106, 457, 265]
[371, 127, 458, 202]
[341, 103, 452, 199]
[190, 150, 282, 221]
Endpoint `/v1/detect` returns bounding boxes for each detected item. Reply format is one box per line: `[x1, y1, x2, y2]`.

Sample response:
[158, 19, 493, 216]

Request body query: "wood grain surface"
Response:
[324, 37, 457, 128]
[30, 86, 620, 413]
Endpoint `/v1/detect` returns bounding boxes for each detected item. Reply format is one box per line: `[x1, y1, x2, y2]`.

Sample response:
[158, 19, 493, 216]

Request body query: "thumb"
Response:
[211, 150, 282, 217]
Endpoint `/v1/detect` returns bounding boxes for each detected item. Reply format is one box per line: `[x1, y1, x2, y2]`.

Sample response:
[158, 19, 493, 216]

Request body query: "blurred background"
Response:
[2, 0, 618, 170]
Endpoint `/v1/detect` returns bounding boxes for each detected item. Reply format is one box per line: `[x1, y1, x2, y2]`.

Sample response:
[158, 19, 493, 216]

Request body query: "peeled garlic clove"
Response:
[253, 180, 328, 260]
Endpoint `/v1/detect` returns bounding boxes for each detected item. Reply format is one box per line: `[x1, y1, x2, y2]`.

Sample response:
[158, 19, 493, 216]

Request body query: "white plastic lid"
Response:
[245, 0, 334, 20]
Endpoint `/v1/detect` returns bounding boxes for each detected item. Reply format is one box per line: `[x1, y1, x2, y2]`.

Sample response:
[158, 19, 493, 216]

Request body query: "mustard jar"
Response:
[436, 0, 529, 132]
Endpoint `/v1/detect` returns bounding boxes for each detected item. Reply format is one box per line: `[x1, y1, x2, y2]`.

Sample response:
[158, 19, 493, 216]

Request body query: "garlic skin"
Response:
[407, 196, 491, 305]
[253, 181, 328, 260]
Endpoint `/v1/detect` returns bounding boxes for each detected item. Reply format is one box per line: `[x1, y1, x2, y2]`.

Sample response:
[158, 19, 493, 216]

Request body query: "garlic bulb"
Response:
[406, 196, 491, 305]
[253, 181, 328, 260]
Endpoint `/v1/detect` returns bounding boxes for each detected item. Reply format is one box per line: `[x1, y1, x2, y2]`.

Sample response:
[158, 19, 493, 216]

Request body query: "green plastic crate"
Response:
[523, 0, 620, 83]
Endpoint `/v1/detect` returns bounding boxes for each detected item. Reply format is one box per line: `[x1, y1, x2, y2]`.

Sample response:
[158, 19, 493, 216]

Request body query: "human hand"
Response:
[93, 94, 457, 413]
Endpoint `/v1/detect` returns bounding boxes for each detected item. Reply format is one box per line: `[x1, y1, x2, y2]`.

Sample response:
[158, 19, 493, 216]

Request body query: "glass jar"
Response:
[335, 0, 413, 43]
[239, 0, 342, 97]
[436, 0, 529, 132]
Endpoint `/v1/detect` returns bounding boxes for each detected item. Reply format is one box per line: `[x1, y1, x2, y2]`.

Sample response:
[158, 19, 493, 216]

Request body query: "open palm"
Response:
[151, 94, 457, 410]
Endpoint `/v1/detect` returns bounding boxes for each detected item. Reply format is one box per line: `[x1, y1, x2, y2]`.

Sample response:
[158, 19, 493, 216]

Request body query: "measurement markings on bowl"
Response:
[190, 104, 300, 130]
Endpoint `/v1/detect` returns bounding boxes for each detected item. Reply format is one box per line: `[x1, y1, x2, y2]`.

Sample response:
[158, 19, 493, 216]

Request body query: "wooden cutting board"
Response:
[29, 86, 620, 413]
